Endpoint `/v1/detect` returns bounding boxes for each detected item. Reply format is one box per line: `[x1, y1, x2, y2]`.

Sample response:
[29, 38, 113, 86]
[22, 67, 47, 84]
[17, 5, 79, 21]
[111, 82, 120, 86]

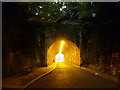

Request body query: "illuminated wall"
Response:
[47, 40, 80, 66]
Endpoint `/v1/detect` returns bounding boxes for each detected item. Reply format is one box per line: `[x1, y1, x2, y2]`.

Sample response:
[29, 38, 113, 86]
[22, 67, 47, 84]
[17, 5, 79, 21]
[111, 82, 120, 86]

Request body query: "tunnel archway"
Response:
[47, 40, 81, 66]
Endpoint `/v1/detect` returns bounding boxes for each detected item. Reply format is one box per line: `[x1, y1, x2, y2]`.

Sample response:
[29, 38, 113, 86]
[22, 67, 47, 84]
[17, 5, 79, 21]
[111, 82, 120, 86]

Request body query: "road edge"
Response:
[72, 64, 119, 84]
[24, 63, 57, 89]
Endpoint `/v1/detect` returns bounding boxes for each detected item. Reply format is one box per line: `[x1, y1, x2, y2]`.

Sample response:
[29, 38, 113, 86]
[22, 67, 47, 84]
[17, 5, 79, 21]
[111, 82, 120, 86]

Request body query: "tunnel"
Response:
[47, 40, 81, 66]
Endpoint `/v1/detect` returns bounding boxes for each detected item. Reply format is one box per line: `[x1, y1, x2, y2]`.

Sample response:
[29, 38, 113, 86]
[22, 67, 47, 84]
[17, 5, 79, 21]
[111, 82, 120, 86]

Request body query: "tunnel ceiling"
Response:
[47, 40, 80, 66]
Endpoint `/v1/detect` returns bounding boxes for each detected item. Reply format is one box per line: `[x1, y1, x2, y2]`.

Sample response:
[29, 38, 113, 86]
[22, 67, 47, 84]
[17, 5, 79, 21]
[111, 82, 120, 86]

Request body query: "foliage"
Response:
[16, 2, 64, 23]
[3, 2, 120, 67]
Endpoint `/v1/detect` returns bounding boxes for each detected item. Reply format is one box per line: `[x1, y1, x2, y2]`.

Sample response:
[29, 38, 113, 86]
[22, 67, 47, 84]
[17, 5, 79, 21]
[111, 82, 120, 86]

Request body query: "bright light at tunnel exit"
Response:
[55, 53, 64, 62]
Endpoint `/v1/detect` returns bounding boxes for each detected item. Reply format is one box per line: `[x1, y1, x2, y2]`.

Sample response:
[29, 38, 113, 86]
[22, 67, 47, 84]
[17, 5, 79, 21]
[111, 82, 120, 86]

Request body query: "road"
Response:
[27, 62, 119, 88]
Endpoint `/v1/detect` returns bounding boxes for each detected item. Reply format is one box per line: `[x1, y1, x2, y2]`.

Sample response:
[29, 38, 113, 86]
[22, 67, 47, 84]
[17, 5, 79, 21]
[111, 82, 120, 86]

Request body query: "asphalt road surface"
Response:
[27, 62, 119, 88]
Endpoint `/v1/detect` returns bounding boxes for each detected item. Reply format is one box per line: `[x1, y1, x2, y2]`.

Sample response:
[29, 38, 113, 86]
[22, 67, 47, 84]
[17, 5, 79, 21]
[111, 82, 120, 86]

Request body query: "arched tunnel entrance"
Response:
[47, 40, 81, 66]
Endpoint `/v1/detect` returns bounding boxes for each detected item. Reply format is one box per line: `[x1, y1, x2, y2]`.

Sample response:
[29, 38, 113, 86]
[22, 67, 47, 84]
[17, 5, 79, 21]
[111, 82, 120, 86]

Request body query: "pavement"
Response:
[2, 62, 120, 88]
[2, 63, 56, 88]
[81, 67, 119, 84]
[28, 62, 119, 88]
[71, 64, 119, 84]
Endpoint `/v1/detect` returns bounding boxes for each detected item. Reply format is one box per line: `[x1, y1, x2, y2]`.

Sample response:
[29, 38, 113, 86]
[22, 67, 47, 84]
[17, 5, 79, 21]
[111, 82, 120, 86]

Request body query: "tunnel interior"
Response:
[47, 40, 80, 66]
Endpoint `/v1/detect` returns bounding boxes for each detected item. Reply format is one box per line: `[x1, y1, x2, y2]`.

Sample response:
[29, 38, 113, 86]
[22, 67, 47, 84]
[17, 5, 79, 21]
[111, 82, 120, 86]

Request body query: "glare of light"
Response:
[55, 0, 58, 3]
[60, 8, 62, 11]
[61, 41, 65, 44]
[92, 13, 96, 17]
[62, 6, 66, 9]
[55, 53, 64, 62]
[91, 2, 93, 4]
[48, 14, 50, 16]
[59, 41, 65, 53]
[35, 13, 38, 15]
[95, 73, 98, 75]
[39, 6, 43, 8]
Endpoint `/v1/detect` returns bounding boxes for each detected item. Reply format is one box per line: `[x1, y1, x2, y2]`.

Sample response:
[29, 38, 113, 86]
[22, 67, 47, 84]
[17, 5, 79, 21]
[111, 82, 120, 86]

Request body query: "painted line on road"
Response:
[24, 63, 57, 89]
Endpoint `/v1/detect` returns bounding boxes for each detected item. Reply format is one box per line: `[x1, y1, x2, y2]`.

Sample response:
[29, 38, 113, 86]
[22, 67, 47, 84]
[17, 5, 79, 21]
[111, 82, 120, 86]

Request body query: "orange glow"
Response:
[59, 41, 65, 53]
[61, 41, 65, 44]
[47, 40, 81, 66]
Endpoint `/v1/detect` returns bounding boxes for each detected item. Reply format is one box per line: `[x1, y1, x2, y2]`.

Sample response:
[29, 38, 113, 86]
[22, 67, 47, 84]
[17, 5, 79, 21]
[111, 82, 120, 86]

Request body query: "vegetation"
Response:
[3, 2, 120, 77]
